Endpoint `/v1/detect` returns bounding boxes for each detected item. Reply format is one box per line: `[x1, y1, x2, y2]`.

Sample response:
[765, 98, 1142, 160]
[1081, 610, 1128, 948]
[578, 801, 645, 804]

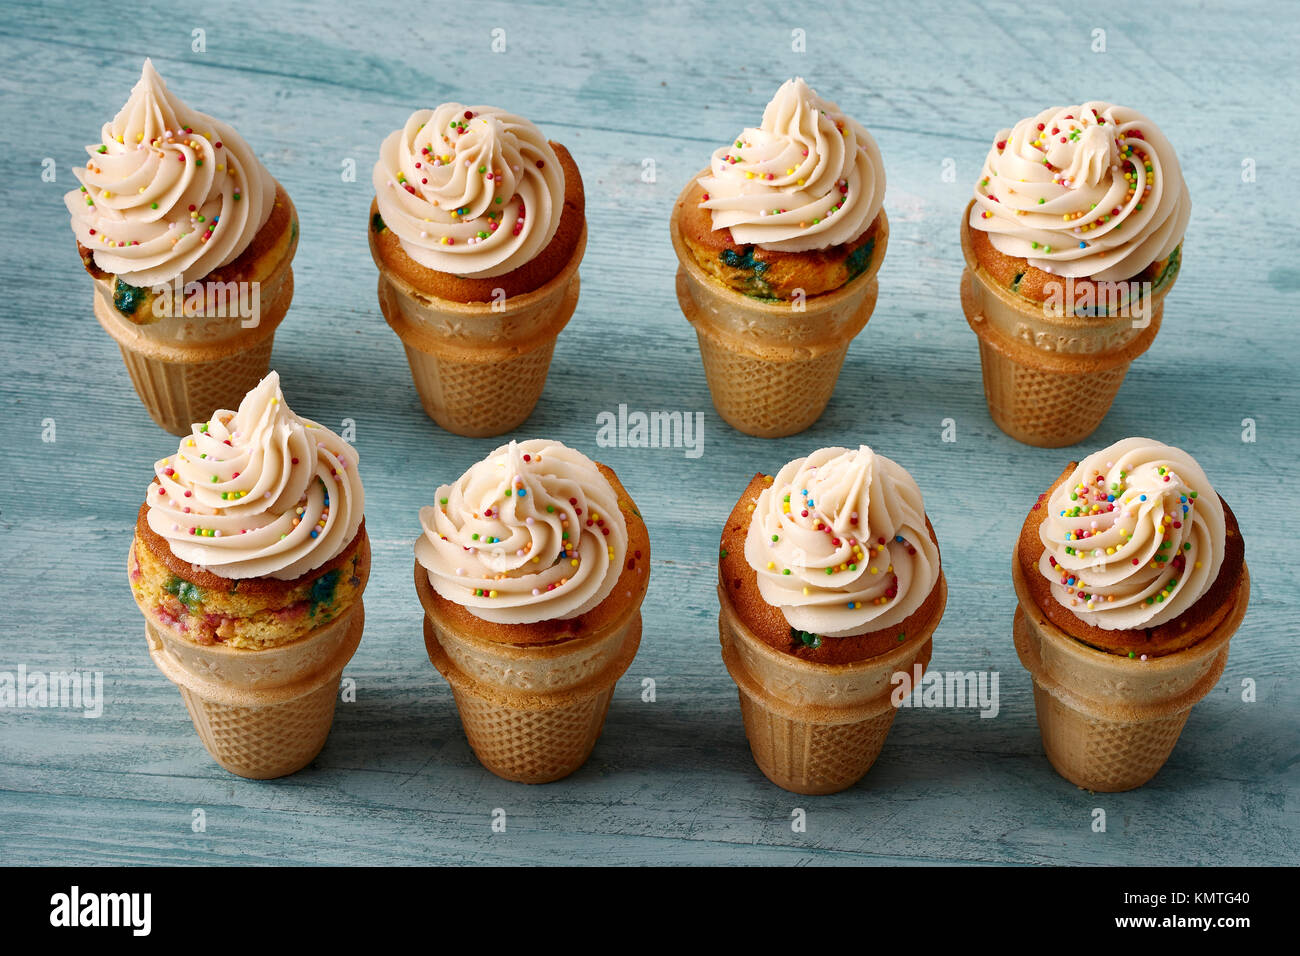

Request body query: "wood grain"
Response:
[1, 0, 1296, 865]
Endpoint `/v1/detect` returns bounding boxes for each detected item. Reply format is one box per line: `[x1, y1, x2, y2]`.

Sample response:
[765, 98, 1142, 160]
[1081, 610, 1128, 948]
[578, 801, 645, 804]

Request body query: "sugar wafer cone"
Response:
[1012, 554, 1249, 792]
[671, 177, 888, 439]
[718, 573, 945, 795]
[373, 224, 585, 438]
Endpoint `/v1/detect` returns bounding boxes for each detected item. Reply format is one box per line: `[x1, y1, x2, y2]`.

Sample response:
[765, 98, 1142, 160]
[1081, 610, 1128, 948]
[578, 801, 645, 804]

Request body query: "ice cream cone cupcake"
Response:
[671, 78, 889, 438]
[128, 371, 368, 779]
[68, 60, 298, 436]
[1013, 438, 1248, 791]
[414, 439, 649, 783]
[369, 104, 586, 437]
[961, 102, 1190, 447]
[718, 445, 945, 794]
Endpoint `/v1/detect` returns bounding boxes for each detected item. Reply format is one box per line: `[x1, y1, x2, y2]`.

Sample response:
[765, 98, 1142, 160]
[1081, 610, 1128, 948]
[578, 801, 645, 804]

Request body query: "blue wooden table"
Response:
[2, 0, 1296, 865]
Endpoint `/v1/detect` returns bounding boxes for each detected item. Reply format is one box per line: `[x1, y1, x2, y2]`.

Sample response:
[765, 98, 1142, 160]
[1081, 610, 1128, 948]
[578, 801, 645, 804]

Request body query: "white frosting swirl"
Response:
[744, 446, 940, 637]
[145, 371, 364, 580]
[373, 103, 565, 278]
[416, 439, 627, 625]
[971, 102, 1190, 281]
[65, 59, 276, 287]
[1037, 437, 1226, 629]
[698, 78, 885, 252]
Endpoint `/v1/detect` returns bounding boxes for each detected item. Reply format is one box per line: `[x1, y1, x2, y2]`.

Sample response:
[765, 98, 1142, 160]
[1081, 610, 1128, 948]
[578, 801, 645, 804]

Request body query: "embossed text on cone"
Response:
[718, 574, 946, 795]
[1012, 555, 1249, 792]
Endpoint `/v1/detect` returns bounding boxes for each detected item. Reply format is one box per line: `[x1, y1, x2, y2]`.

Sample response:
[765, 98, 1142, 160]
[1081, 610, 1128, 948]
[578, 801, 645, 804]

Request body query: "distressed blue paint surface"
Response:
[1, 0, 1296, 866]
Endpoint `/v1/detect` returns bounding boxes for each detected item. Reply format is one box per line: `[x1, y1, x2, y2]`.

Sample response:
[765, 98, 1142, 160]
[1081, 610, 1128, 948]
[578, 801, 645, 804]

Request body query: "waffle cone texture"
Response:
[1012, 553, 1249, 792]
[90, 183, 298, 436]
[416, 564, 642, 784]
[371, 220, 585, 439]
[959, 201, 1177, 448]
[144, 595, 364, 780]
[719, 573, 947, 795]
[670, 173, 889, 439]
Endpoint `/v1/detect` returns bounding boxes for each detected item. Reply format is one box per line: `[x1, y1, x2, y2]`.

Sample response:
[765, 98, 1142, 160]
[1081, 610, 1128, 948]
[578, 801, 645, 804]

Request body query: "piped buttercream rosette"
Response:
[970, 101, 1190, 281]
[373, 103, 565, 278]
[698, 77, 885, 252]
[145, 371, 364, 580]
[65, 59, 275, 287]
[1037, 437, 1225, 630]
[743, 446, 939, 638]
[416, 439, 627, 624]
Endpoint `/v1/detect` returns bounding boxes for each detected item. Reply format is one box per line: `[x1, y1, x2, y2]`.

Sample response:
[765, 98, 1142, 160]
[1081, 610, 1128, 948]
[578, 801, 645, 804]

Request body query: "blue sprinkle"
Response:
[1139, 494, 1147, 501]
[895, 535, 904, 543]
[310, 530, 319, 538]
[518, 489, 527, 497]
[1078, 241, 1086, 248]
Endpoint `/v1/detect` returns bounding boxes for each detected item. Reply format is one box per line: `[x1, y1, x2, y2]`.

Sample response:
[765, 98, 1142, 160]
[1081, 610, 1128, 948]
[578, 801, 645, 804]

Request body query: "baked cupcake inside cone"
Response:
[130, 371, 368, 650]
[675, 77, 886, 302]
[1017, 438, 1245, 658]
[719, 445, 943, 666]
[415, 440, 649, 646]
[369, 142, 584, 303]
[967, 101, 1189, 313]
[67, 59, 293, 324]
[370, 101, 585, 303]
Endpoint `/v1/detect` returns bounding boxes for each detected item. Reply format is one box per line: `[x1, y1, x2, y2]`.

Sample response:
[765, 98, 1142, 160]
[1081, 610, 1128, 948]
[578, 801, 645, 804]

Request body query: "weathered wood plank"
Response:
[1, 0, 1296, 865]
